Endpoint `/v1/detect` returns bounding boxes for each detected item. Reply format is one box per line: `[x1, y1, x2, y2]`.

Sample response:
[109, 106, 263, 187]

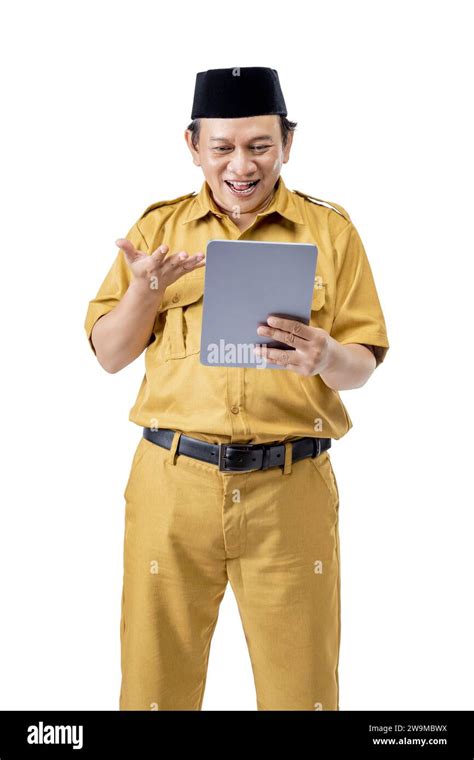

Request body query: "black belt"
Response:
[142, 427, 331, 473]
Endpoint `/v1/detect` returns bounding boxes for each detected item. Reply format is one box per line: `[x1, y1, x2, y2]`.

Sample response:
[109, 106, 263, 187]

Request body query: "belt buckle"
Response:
[313, 438, 321, 458]
[218, 443, 263, 472]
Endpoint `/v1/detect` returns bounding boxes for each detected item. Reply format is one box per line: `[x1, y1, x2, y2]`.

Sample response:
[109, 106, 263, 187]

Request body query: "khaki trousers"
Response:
[119, 431, 341, 711]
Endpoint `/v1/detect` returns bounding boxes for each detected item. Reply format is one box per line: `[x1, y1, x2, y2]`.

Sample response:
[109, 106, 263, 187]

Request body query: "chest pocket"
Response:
[159, 270, 205, 360]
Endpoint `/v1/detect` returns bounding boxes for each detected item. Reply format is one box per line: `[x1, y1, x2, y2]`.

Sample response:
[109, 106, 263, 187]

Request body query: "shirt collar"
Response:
[181, 175, 305, 225]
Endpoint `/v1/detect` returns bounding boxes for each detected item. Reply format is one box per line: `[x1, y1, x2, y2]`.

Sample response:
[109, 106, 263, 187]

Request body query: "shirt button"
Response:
[230, 406, 240, 414]
[171, 294, 179, 303]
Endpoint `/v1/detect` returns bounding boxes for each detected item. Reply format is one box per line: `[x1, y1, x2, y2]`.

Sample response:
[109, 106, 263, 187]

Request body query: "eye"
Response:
[212, 145, 272, 153]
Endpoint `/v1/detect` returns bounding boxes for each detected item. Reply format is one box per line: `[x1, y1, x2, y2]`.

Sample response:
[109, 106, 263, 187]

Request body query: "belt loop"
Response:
[166, 430, 183, 466]
[283, 442, 293, 475]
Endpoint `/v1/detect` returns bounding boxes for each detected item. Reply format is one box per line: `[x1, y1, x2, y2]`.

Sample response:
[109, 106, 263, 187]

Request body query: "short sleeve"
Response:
[331, 221, 390, 368]
[84, 221, 148, 355]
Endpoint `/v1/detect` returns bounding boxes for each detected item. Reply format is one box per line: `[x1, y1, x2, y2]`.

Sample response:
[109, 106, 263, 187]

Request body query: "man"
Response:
[84, 67, 390, 711]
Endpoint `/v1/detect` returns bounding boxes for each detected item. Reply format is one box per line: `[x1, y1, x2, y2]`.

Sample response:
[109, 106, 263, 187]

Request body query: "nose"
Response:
[227, 149, 258, 177]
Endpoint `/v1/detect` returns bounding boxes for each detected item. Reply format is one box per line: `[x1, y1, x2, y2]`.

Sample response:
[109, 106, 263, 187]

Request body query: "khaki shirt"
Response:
[84, 175, 389, 444]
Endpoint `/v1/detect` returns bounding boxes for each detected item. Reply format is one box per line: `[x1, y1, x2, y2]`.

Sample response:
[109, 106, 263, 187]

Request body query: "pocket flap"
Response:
[158, 270, 205, 312]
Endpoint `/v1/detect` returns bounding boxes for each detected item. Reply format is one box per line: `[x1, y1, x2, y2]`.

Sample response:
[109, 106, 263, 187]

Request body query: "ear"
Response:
[282, 130, 294, 165]
[184, 129, 201, 167]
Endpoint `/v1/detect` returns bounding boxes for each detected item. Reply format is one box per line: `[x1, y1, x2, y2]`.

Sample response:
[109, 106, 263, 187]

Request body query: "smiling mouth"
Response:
[224, 179, 260, 195]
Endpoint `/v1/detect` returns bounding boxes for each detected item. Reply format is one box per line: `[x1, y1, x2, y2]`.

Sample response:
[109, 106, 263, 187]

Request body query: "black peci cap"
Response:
[191, 67, 288, 119]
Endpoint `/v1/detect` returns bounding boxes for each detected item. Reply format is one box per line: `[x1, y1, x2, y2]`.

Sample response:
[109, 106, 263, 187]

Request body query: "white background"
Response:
[1, 0, 473, 710]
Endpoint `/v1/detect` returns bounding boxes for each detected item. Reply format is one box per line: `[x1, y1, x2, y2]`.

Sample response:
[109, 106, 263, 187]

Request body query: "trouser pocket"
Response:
[309, 451, 340, 510]
[123, 437, 147, 501]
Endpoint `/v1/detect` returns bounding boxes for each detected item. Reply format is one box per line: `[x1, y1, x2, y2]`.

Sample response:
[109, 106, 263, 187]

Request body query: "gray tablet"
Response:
[200, 239, 318, 370]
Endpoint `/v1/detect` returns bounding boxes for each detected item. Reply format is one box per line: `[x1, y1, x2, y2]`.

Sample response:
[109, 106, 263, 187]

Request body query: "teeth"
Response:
[227, 180, 258, 193]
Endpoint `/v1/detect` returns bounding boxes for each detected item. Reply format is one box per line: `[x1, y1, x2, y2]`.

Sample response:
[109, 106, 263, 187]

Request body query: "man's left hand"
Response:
[254, 316, 333, 376]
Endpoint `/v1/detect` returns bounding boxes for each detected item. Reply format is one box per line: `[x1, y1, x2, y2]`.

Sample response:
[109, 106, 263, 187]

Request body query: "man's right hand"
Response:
[115, 239, 205, 295]
[91, 240, 205, 373]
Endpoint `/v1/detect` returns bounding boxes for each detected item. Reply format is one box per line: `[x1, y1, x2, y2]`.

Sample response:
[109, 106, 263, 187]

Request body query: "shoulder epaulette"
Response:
[292, 189, 351, 222]
[139, 192, 197, 220]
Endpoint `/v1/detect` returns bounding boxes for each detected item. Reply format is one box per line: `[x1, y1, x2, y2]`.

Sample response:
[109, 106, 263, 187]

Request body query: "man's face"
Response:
[184, 115, 293, 214]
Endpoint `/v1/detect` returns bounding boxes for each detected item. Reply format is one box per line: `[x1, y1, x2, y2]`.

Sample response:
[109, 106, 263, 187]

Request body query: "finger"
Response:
[255, 346, 308, 374]
[161, 251, 202, 276]
[149, 243, 169, 264]
[180, 253, 206, 270]
[256, 323, 308, 351]
[253, 344, 302, 368]
[163, 250, 188, 270]
[265, 315, 314, 341]
[115, 238, 142, 262]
